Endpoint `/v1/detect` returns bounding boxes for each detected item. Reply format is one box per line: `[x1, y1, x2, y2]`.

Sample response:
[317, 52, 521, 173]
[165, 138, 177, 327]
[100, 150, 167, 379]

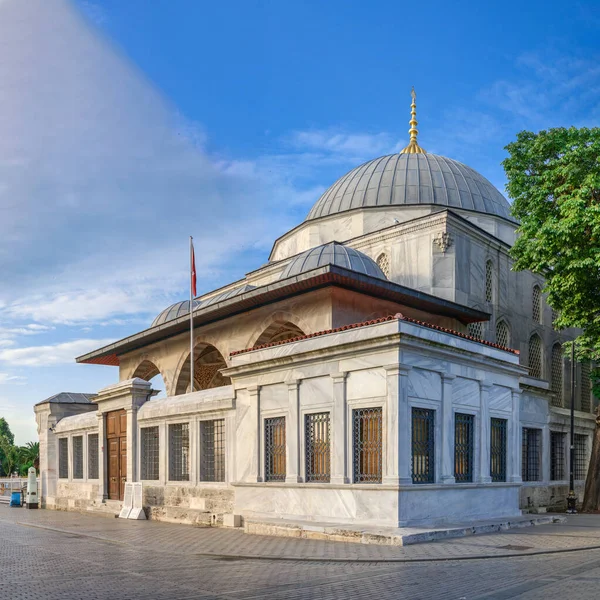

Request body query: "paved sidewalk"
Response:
[3, 505, 600, 562]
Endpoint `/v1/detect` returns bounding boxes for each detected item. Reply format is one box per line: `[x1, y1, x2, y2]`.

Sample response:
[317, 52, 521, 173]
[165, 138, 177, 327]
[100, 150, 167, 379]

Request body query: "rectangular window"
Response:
[550, 431, 566, 481]
[168, 423, 189, 481]
[200, 419, 225, 482]
[58, 438, 69, 479]
[522, 428, 541, 481]
[88, 433, 99, 480]
[72, 435, 83, 479]
[454, 413, 475, 483]
[264, 417, 286, 482]
[411, 408, 435, 484]
[141, 426, 160, 480]
[305, 412, 331, 482]
[490, 418, 507, 482]
[352, 407, 383, 483]
[575, 434, 588, 480]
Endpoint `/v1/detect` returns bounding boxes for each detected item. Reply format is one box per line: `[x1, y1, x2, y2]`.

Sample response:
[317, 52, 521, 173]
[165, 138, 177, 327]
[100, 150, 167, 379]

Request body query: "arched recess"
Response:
[496, 320, 510, 347]
[174, 343, 231, 396]
[528, 334, 543, 379]
[131, 359, 167, 398]
[253, 321, 305, 347]
[551, 343, 564, 407]
[246, 311, 311, 349]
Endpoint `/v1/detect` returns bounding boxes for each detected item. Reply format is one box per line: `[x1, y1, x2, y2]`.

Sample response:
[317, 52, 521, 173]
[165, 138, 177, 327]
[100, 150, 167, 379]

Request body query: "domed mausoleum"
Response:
[36, 90, 594, 536]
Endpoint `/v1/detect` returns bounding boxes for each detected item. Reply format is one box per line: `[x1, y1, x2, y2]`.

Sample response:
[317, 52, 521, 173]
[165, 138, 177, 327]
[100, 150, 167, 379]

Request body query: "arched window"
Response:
[496, 320, 510, 347]
[253, 321, 305, 347]
[528, 334, 543, 379]
[485, 260, 493, 303]
[581, 361, 592, 412]
[376, 253, 390, 279]
[468, 322, 484, 339]
[532, 285, 542, 324]
[551, 343, 563, 407]
[551, 308, 559, 330]
[174, 344, 231, 396]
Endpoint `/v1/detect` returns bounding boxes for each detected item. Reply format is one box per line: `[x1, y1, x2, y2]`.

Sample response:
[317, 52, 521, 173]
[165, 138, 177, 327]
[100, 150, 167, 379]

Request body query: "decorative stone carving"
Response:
[433, 231, 452, 253]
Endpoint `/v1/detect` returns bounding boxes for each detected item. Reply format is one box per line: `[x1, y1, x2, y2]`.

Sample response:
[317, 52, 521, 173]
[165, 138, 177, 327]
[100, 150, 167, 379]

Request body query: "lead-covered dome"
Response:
[307, 153, 514, 222]
[280, 242, 386, 280]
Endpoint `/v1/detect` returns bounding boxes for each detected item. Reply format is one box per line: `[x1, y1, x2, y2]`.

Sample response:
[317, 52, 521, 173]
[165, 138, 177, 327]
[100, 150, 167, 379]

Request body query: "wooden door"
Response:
[106, 409, 127, 501]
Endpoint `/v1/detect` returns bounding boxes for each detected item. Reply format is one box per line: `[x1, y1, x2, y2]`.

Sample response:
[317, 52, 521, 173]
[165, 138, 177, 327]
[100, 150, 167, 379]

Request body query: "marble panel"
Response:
[489, 386, 512, 413]
[234, 389, 258, 482]
[452, 377, 479, 407]
[299, 377, 331, 408]
[408, 368, 441, 401]
[520, 392, 549, 424]
[260, 383, 288, 412]
[346, 369, 386, 400]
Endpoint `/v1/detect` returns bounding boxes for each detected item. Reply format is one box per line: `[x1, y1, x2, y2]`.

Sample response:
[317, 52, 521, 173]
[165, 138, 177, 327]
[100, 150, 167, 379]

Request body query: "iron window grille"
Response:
[412, 408, 435, 484]
[58, 438, 68, 479]
[88, 433, 99, 480]
[522, 428, 541, 481]
[305, 412, 331, 482]
[265, 417, 286, 482]
[376, 253, 391, 278]
[551, 344, 564, 407]
[454, 413, 474, 483]
[72, 436, 83, 480]
[468, 322, 484, 339]
[581, 361, 592, 413]
[496, 321, 510, 348]
[551, 309, 559, 329]
[490, 418, 507, 482]
[200, 419, 225, 482]
[168, 423, 190, 481]
[550, 431, 566, 481]
[528, 335, 543, 379]
[485, 260, 493, 302]
[575, 434, 588, 480]
[532, 285, 542, 324]
[352, 407, 383, 483]
[141, 426, 160, 480]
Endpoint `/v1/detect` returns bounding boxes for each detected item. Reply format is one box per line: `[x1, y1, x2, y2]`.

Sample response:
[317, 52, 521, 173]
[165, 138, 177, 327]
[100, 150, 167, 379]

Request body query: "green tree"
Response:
[0, 436, 19, 477]
[503, 126, 600, 510]
[0, 417, 15, 476]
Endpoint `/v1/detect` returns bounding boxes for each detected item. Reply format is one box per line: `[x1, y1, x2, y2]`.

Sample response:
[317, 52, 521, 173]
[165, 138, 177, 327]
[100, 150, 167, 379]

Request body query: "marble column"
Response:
[248, 386, 262, 482]
[509, 388, 523, 483]
[96, 412, 107, 501]
[384, 365, 412, 485]
[331, 372, 348, 484]
[126, 407, 138, 483]
[441, 374, 456, 484]
[286, 380, 302, 483]
[479, 382, 492, 483]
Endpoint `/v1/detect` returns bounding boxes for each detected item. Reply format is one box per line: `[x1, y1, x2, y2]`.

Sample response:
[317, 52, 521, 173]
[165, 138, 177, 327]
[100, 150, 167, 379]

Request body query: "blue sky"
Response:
[0, 0, 599, 443]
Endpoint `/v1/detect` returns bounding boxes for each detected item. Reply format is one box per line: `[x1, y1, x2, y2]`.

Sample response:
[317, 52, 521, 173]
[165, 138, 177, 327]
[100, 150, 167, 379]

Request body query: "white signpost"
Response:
[128, 482, 146, 520]
[118, 483, 133, 519]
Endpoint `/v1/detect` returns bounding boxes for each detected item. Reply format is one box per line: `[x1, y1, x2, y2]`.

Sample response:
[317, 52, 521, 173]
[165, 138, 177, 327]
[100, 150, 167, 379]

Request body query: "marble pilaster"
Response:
[331, 372, 348, 484]
[248, 385, 262, 482]
[286, 380, 302, 483]
[479, 382, 492, 483]
[509, 388, 523, 483]
[441, 374, 456, 484]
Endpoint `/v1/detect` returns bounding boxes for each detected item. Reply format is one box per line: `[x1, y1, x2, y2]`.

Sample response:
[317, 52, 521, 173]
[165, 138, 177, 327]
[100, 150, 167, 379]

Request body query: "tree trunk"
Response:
[582, 409, 600, 511]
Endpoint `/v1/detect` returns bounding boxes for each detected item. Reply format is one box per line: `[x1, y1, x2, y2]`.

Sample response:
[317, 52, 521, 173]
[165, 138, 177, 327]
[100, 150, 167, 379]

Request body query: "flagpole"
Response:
[189, 236, 194, 393]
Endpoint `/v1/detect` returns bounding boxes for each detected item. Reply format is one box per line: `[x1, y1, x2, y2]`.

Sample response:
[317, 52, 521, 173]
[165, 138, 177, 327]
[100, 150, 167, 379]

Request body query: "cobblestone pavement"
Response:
[3, 507, 600, 598]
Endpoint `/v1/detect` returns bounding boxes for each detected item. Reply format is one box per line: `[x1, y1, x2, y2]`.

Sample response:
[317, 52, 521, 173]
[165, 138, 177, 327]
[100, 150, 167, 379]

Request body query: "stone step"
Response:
[86, 500, 122, 518]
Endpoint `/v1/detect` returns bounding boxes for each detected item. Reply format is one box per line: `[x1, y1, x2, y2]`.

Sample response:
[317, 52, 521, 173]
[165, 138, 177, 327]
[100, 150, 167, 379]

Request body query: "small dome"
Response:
[280, 242, 386, 280]
[152, 299, 202, 327]
[307, 153, 514, 222]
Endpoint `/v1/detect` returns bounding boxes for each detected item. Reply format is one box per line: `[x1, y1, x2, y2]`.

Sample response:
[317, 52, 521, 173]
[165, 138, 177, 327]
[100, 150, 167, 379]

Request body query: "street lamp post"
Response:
[567, 341, 578, 514]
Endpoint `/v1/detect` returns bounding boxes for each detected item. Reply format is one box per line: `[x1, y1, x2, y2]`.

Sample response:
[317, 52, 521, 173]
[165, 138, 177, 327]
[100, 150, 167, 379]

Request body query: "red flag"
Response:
[190, 238, 197, 297]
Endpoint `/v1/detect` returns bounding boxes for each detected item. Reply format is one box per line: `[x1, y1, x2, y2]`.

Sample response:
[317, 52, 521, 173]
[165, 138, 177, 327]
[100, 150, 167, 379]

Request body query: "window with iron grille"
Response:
[376, 253, 390, 278]
[496, 321, 510, 348]
[575, 434, 588, 480]
[200, 419, 225, 482]
[265, 417, 286, 481]
[528, 334, 542, 379]
[168, 423, 189, 481]
[485, 260, 493, 302]
[352, 407, 382, 483]
[522, 428, 541, 481]
[490, 418, 507, 482]
[72, 436, 83, 479]
[532, 285, 542, 323]
[468, 322, 484, 339]
[550, 431, 566, 481]
[551, 308, 559, 329]
[581, 361, 592, 413]
[454, 413, 474, 483]
[59, 438, 69, 479]
[141, 426, 159, 480]
[305, 412, 330, 482]
[412, 408, 435, 483]
[551, 344, 564, 407]
[88, 433, 99, 479]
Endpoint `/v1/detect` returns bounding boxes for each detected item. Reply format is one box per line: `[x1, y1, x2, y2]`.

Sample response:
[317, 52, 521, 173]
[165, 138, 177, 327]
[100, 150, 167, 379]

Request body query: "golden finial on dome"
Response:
[400, 87, 426, 154]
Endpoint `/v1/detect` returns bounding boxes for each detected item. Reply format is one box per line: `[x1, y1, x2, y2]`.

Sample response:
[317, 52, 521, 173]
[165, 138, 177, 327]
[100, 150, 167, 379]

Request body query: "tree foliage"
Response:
[0, 418, 38, 476]
[503, 127, 600, 367]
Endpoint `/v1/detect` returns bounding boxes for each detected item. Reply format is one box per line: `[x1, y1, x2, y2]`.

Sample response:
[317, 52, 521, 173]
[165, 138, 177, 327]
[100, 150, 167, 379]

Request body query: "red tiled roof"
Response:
[230, 313, 519, 356]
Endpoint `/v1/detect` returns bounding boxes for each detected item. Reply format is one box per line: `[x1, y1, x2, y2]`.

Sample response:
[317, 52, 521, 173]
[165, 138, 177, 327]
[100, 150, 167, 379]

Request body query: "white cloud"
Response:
[0, 373, 26, 384]
[0, 339, 115, 367]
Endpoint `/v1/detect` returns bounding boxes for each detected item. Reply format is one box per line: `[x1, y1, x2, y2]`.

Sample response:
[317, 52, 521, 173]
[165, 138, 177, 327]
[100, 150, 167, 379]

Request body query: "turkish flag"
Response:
[190, 238, 197, 297]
